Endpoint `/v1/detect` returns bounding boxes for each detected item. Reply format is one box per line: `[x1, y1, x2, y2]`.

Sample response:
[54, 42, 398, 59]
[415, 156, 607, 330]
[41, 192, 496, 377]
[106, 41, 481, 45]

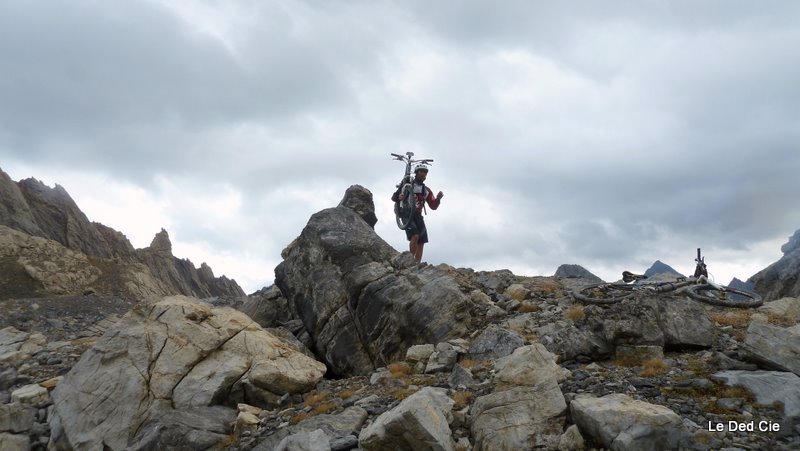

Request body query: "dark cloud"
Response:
[1, 0, 799, 290]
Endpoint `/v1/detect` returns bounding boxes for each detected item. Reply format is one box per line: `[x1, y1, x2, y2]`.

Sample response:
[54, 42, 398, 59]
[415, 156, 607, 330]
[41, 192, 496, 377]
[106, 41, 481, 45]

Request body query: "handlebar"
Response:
[389, 153, 434, 164]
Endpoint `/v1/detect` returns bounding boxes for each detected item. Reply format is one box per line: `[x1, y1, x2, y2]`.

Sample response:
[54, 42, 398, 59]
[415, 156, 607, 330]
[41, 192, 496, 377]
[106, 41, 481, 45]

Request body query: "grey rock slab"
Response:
[10, 384, 48, 407]
[471, 384, 567, 451]
[654, 296, 713, 348]
[276, 428, 332, 451]
[493, 343, 570, 387]
[48, 296, 325, 450]
[711, 370, 800, 419]
[358, 387, 455, 451]
[756, 297, 800, 325]
[468, 324, 525, 361]
[0, 432, 30, 451]
[537, 322, 611, 362]
[603, 298, 664, 347]
[126, 405, 236, 451]
[406, 344, 435, 363]
[741, 322, 800, 376]
[570, 393, 689, 451]
[425, 342, 459, 374]
[0, 327, 29, 354]
[291, 406, 367, 440]
[0, 403, 34, 433]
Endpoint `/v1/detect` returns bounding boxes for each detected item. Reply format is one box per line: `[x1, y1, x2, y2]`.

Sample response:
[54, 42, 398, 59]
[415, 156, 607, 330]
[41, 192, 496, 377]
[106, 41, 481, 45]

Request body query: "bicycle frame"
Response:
[391, 152, 433, 188]
[390, 152, 434, 229]
[573, 247, 762, 307]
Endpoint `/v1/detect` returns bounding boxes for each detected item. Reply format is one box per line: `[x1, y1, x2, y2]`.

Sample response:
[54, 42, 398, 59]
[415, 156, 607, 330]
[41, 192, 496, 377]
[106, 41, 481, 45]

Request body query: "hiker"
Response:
[392, 164, 444, 262]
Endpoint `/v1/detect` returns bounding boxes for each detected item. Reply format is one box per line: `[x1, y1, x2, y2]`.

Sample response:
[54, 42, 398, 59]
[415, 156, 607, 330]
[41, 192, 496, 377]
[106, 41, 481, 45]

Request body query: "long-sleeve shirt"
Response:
[411, 181, 440, 213]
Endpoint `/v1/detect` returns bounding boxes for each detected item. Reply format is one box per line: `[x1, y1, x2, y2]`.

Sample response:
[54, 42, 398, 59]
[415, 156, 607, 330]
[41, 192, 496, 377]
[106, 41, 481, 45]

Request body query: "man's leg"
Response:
[414, 242, 424, 262]
[409, 234, 420, 261]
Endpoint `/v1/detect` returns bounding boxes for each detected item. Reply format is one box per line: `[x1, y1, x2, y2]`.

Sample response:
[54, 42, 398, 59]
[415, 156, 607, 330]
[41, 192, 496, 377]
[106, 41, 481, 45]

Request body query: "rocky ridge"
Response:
[0, 167, 244, 301]
[750, 229, 800, 301]
[1, 181, 800, 450]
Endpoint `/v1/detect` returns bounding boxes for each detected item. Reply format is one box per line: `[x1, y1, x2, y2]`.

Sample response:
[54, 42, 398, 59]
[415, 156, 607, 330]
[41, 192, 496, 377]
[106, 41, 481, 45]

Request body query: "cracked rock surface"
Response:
[48, 296, 326, 450]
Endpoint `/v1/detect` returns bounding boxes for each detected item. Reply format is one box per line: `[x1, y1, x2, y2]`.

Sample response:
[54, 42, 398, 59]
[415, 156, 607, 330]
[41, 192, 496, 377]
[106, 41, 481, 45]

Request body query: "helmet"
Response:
[414, 164, 429, 173]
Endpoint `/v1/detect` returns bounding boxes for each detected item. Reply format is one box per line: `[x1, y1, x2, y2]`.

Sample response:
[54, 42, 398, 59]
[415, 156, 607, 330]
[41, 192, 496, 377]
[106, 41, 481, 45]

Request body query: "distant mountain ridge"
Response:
[554, 264, 604, 283]
[644, 260, 684, 278]
[0, 167, 244, 300]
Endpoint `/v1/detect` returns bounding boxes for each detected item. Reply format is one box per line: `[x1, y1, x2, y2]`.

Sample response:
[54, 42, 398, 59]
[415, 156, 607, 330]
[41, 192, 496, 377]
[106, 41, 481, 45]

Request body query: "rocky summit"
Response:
[1, 176, 800, 450]
[750, 229, 800, 301]
[0, 167, 244, 301]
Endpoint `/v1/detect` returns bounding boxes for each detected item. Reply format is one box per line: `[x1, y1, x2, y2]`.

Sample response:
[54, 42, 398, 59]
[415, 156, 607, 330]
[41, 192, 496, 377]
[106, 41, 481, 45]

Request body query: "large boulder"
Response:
[750, 229, 800, 301]
[570, 393, 689, 451]
[471, 344, 568, 450]
[493, 344, 570, 387]
[654, 296, 713, 349]
[49, 296, 326, 450]
[471, 385, 566, 450]
[603, 298, 665, 348]
[536, 321, 611, 362]
[358, 387, 455, 451]
[468, 325, 525, 361]
[741, 322, 800, 376]
[276, 186, 472, 376]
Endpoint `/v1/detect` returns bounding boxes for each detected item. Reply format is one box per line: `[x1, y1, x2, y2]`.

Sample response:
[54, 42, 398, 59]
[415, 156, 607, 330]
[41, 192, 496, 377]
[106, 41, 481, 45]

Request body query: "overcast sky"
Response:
[2, 0, 799, 293]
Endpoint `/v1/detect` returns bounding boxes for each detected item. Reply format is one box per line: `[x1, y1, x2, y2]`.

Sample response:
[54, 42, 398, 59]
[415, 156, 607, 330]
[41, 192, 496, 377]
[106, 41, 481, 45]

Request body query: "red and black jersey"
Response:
[411, 181, 440, 213]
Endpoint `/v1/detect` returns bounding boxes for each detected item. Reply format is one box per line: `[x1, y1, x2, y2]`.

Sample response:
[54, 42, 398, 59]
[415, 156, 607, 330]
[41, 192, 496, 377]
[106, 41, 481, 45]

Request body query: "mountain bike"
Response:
[572, 249, 763, 308]
[390, 152, 433, 229]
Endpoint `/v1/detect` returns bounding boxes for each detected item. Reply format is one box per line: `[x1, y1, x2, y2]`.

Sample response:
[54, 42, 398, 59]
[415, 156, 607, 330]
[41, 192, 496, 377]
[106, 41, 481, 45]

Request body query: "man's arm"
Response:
[426, 188, 443, 209]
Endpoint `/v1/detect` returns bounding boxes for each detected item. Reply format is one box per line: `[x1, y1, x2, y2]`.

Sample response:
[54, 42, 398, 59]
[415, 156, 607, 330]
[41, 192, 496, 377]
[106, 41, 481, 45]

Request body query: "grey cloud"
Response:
[1, 0, 799, 289]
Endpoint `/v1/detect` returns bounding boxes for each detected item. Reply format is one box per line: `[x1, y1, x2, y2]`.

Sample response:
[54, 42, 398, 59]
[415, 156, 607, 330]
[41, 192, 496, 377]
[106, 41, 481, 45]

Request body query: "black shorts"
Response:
[405, 213, 428, 243]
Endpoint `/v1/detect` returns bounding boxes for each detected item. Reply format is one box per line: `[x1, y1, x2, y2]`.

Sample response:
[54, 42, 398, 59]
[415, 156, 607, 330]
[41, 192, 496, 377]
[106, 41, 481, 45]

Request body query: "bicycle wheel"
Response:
[686, 284, 763, 308]
[394, 184, 415, 229]
[573, 283, 637, 305]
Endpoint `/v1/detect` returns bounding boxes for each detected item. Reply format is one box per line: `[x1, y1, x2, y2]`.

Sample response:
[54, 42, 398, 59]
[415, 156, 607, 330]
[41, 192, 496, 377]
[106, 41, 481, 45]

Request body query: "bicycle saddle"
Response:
[622, 271, 648, 283]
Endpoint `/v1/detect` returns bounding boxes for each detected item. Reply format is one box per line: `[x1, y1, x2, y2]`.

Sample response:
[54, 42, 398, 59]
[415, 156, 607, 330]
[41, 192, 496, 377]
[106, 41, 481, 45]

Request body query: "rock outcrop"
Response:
[275, 185, 473, 376]
[712, 370, 800, 420]
[741, 322, 800, 376]
[554, 264, 604, 283]
[358, 387, 455, 451]
[0, 167, 244, 300]
[49, 296, 326, 450]
[750, 229, 800, 301]
[571, 393, 689, 451]
[471, 344, 569, 450]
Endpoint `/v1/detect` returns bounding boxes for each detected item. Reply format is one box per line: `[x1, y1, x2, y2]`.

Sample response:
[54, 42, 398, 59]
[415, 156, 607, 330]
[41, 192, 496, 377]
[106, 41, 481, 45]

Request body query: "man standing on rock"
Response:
[392, 164, 444, 262]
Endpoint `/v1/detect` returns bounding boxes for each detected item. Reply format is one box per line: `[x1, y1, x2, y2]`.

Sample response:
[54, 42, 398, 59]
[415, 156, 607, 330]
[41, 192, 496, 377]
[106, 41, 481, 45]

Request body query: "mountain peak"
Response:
[644, 260, 683, 278]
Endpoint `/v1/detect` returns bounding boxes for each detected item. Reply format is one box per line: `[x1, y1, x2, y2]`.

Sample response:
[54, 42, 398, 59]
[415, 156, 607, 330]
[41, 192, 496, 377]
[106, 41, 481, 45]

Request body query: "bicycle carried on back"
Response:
[390, 152, 433, 229]
[572, 248, 763, 308]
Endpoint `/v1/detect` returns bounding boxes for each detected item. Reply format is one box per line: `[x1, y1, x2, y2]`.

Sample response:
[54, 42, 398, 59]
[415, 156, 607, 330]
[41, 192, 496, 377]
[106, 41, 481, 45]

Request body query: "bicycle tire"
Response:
[394, 184, 415, 229]
[573, 283, 637, 305]
[686, 284, 763, 308]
